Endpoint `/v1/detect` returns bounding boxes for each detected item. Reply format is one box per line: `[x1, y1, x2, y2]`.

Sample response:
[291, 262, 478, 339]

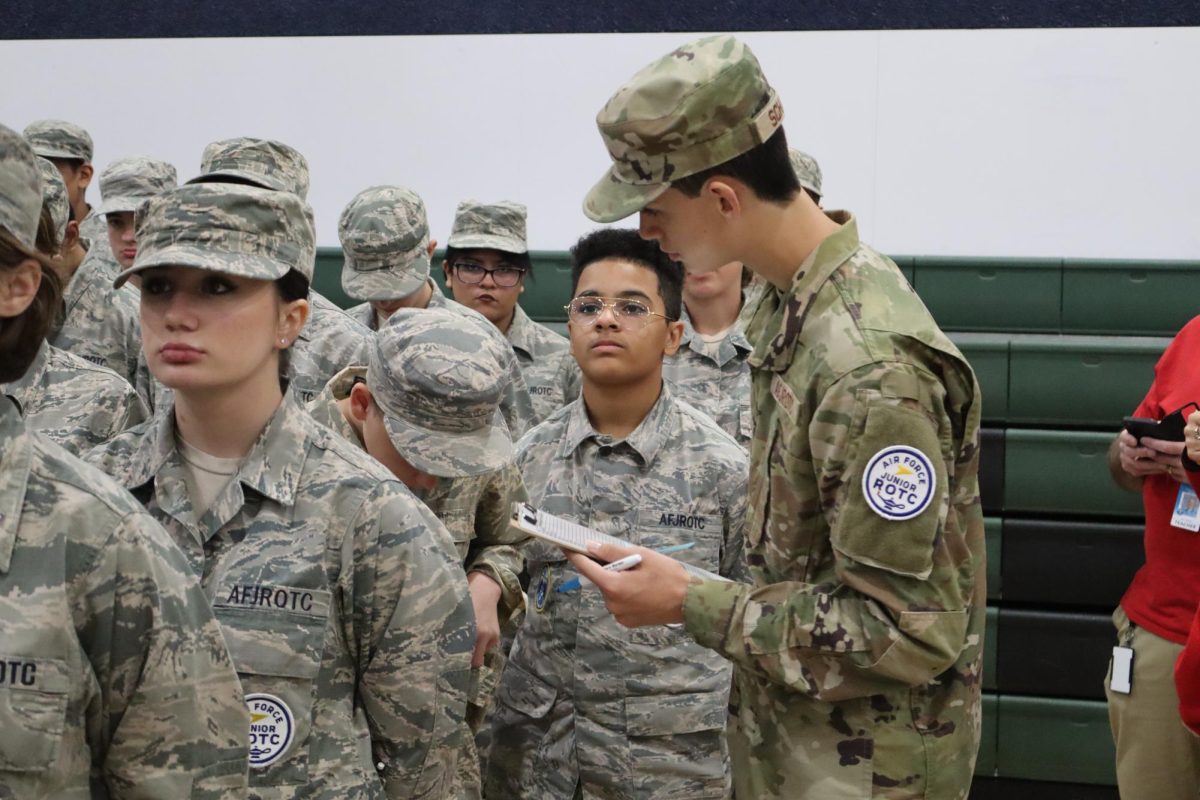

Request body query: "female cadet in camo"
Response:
[0, 124, 248, 797]
[85, 180, 475, 799]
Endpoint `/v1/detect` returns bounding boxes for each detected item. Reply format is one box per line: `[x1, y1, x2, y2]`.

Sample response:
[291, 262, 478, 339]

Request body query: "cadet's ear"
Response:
[348, 382, 372, 423]
[662, 318, 684, 357]
[0, 259, 42, 318]
[427, 238, 438, 259]
[77, 163, 94, 190]
[62, 220, 80, 249]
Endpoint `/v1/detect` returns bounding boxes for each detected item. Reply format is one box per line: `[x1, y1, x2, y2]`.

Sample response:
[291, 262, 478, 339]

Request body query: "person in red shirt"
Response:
[1108, 316, 1200, 798]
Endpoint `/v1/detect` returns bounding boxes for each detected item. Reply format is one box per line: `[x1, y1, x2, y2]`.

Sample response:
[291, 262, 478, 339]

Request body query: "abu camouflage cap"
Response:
[447, 199, 528, 254]
[790, 148, 823, 199]
[584, 35, 783, 223]
[0, 123, 43, 252]
[97, 156, 179, 216]
[194, 137, 310, 199]
[369, 307, 514, 478]
[338, 185, 431, 302]
[114, 182, 315, 288]
[22, 119, 94, 162]
[35, 156, 69, 244]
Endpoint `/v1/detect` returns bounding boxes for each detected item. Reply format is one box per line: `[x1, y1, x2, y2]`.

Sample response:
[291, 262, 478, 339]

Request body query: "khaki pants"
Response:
[1105, 607, 1200, 800]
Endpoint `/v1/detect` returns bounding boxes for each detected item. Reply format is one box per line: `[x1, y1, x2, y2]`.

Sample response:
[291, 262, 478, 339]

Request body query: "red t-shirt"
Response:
[1122, 315, 1200, 645]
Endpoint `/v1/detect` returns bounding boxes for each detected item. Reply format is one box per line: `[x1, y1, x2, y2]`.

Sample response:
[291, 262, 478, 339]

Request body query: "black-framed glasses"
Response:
[563, 296, 675, 329]
[451, 260, 527, 288]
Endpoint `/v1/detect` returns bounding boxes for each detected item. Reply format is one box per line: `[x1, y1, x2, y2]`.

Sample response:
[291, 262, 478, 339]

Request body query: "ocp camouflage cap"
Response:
[338, 185, 431, 301]
[369, 307, 514, 478]
[447, 199, 528, 254]
[35, 156, 69, 244]
[22, 119, 94, 162]
[193, 137, 310, 199]
[790, 148, 823, 199]
[0, 123, 43, 252]
[584, 35, 783, 223]
[113, 182, 316, 288]
[97, 156, 179, 216]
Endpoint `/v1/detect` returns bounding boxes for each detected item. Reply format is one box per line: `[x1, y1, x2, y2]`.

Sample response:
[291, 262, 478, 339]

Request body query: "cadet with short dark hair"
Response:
[486, 227, 747, 800]
[569, 35, 985, 800]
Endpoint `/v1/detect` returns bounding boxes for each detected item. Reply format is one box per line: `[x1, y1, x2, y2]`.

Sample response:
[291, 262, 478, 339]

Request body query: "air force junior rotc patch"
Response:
[862, 445, 935, 520]
[247, 693, 295, 767]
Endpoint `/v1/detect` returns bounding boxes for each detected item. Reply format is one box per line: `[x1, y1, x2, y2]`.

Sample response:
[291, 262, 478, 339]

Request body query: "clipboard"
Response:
[510, 502, 730, 584]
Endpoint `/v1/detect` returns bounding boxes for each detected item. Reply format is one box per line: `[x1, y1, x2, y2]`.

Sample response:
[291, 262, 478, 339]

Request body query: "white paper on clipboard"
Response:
[510, 502, 731, 583]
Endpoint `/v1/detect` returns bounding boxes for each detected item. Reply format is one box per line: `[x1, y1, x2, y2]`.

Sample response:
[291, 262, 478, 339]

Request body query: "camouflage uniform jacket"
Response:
[662, 306, 753, 447]
[49, 247, 142, 391]
[345, 301, 381, 332]
[290, 291, 372, 404]
[2, 340, 147, 456]
[486, 386, 748, 800]
[0, 398, 248, 798]
[681, 212, 985, 800]
[86, 393, 475, 799]
[425, 282, 535, 439]
[507, 305, 581, 429]
[306, 366, 530, 621]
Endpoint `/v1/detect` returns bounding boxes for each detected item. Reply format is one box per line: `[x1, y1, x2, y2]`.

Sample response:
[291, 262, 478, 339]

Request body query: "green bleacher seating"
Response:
[1063, 259, 1200, 336]
[913, 257, 1063, 332]
[995, 696, 1116, 785]
[1003, 430, 1141, 517]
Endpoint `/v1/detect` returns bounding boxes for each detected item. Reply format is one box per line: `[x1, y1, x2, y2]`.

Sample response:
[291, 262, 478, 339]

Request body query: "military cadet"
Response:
[487, 228, 748, 800]
[84, 181, 475, 798]
[96, 155, 178, 272]
[443, 199, 581, 429]
[308, 307, 530, 799]
[191, 136, 371, 403]
[21, 118, 105, 246]
[338, 185, 440, 331]
[0, 122, 249, 797]
[334, 184, 535, 439]
[567, 36, 984, 800]
[2, 156, 150, 455]
[663, 257, 753, 447]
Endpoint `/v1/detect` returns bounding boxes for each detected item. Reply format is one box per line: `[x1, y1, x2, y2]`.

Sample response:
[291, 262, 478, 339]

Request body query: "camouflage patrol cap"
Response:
[0, 123, 43, 251]
[22, 119, 94, 162]
[113, 182, 315, 288]
[35, 157, 69, 244]
[369, 307, 514, 478]
[584, 35, 783, 223]
[97, 156, 179, 216]
[193, 137, 310, 199]
[447, 199, 528, 254]
[338, 185, 431, 301]
[789, 148, 823, 199]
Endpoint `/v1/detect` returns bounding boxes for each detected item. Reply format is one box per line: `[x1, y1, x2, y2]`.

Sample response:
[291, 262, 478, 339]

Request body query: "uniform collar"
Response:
[0, 398, 33, 573]
[678, 305, 752, 367]
[556, 383, 674, 466]
[747, 210, 859, 373]
[123, 391, 309, 507]
[507, 305, 537, 358]
[1, 339, 49, 413]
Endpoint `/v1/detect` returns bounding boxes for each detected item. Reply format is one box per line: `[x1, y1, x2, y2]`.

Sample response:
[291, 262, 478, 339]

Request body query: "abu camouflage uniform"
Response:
[0, 398, 250, 799]
[34, 156, 68, 244]
[338, 185, 431, 306]
[89, 180, 476, 799]
[291, 291, 371, 404]
[2, 339, 147, 456]
[581, 36, 984, 800]
[0, 118, 248, 798]
[88, 155, 178, 280]
[683, 214, 984, 800]
[22, 120, 102, 253]
[507, 304, 581, 427]
[663, 306, 753, 447]
[486, 386, 748, 800]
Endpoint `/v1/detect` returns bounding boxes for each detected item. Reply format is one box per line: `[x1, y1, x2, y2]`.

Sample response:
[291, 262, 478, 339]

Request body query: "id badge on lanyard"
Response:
[1171, 483, 1200, 531]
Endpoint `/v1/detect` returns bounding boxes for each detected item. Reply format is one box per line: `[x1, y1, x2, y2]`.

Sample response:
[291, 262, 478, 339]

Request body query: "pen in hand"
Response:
[557, 543, 695, 593]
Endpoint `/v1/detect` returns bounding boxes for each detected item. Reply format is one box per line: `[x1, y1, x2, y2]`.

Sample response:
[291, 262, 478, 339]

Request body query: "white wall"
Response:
[3, 27, 1198, 258]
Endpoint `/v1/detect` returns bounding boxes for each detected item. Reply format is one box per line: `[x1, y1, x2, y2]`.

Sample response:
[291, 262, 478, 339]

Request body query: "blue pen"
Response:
[556, 542, 695, 593]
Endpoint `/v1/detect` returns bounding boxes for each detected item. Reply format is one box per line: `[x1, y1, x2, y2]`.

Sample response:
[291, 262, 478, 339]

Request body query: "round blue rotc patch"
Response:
[246, 693, 295, 768]
[534, 566, 552, 613]
[861, 445, 936, 520]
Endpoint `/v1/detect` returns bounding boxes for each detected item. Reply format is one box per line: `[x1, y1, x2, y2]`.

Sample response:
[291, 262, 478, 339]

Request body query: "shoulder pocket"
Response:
[213, 584, 332, 786]
[0, 656, 69, 772]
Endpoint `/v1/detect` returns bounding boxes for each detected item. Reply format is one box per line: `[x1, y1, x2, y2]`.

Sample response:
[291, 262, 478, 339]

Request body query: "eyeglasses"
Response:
[451, 261, 526, 288]
[563, 296, 675, 329]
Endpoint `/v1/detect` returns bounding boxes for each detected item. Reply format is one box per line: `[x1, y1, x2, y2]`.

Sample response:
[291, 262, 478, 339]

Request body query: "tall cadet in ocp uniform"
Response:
[568, 35, 985, 800]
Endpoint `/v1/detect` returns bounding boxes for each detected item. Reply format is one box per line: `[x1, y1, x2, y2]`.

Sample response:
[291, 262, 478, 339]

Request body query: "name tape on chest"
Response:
[247, 693, 295, 768]
[0, 659, 38, 687]
[226, 584, 316, 612]
[770, 374, 799, 417]
[862, 446, 936, 520]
